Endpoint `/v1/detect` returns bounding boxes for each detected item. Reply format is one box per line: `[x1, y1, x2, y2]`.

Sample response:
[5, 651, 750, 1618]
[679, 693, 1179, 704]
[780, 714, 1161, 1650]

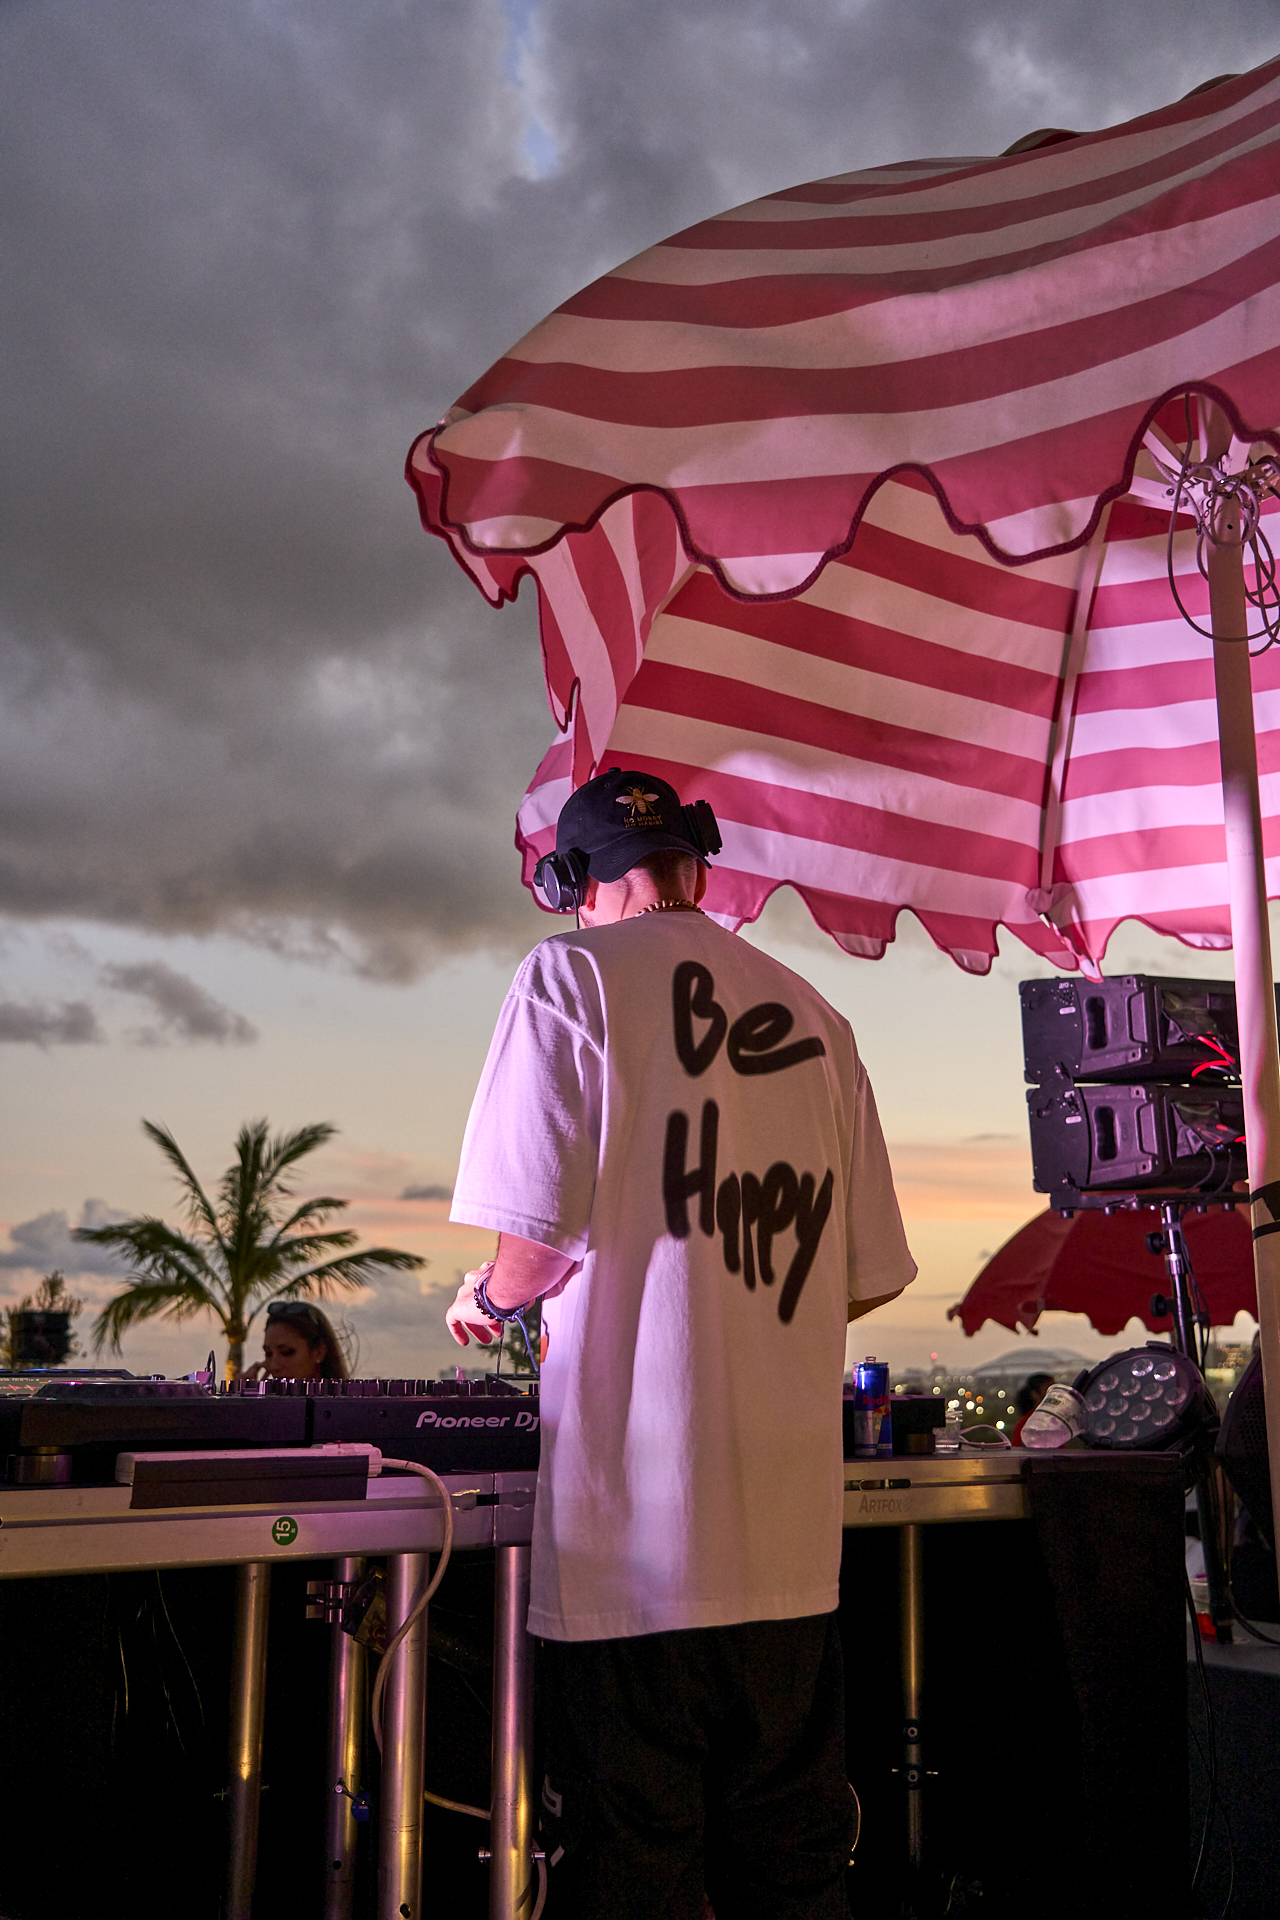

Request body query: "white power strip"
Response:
[114, 1443, 385, 1484]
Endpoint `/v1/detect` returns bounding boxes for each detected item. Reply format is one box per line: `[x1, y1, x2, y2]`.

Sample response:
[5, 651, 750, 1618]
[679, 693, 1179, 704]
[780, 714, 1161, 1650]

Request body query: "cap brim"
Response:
[587, 830, 707, 884]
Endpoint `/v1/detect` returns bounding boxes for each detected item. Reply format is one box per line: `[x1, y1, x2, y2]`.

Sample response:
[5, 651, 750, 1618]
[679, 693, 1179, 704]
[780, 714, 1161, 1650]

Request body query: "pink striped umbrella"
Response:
[407, 61, 1280, 1539]
[408, 60, 1280, 978]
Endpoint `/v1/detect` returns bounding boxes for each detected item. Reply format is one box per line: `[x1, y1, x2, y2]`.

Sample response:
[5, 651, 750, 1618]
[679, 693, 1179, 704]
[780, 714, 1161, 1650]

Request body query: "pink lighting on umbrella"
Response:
[409, 61, 1280, 979]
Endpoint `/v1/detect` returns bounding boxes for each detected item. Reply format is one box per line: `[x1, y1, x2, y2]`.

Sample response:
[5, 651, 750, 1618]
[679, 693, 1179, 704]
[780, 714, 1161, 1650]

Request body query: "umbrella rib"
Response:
[1034, 503, 1112, 906]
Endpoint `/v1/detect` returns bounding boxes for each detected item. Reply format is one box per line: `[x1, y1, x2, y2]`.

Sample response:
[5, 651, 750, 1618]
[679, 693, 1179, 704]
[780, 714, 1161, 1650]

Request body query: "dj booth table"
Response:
[0, 1465, 537, 1920]
[0, 1449, 1186, 1919]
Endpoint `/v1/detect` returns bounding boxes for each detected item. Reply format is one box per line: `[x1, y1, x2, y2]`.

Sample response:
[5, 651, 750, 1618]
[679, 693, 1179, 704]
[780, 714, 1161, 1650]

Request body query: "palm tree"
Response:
[76, 1119, 426, 1379]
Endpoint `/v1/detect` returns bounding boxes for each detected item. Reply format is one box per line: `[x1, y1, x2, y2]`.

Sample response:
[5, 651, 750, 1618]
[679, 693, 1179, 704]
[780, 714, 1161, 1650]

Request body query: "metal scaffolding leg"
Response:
[899, 1524, 925, 1876]
[489, 1544, 535, 1920]
[324, 1556, 367, 1920]
[378, 1552, 428, 1920]
[226, 1560, 272, 1920]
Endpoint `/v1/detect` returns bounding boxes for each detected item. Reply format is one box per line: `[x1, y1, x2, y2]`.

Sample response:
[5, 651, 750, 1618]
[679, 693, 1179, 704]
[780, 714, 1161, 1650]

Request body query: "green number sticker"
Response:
[271, 1516, 299, 1546]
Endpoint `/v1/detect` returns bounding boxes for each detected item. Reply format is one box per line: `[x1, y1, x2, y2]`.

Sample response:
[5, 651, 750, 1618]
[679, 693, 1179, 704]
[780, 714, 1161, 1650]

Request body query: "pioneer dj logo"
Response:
[415, 1409, 539, 1432]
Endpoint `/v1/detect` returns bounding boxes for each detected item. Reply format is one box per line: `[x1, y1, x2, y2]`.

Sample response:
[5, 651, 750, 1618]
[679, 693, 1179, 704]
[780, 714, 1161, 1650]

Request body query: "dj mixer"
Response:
[0, 1373, 540, 1489]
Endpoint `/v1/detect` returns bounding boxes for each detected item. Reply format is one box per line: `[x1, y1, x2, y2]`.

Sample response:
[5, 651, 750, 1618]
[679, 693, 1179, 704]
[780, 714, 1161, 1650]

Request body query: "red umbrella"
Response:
[947, 1204, 1256, 1339]
[408, 60, 1280, 1539]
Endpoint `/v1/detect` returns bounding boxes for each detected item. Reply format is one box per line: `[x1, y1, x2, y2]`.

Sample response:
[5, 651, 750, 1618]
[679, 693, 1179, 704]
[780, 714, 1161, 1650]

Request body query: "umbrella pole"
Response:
[1206, 456, 1280, 1574]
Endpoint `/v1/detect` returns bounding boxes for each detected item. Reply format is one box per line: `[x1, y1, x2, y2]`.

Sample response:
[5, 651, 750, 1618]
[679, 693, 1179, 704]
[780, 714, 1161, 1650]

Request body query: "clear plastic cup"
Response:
[1020, 1382, 1085, 1449]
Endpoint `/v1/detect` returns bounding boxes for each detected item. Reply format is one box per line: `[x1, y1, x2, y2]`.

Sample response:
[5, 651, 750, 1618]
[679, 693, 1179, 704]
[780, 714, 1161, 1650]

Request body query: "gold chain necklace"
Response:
[635, 901, 703, 916]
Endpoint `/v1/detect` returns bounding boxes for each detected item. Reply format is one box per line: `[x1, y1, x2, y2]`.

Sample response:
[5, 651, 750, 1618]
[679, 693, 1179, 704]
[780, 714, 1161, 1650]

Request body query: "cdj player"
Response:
[1, 1373, 540, 1487]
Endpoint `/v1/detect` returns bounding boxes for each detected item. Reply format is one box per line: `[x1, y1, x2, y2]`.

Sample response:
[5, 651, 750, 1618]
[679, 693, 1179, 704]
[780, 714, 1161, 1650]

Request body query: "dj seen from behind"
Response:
[446, 768, 917, 1920]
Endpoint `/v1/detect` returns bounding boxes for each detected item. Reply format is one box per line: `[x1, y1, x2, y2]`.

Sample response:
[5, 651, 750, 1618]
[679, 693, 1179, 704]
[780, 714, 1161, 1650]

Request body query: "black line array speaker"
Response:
[1020, 974, 1259, 1204]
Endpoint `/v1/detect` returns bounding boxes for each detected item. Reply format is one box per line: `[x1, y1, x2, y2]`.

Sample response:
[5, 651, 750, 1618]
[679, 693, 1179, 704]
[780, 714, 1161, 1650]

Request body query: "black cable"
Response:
[154, 1572, 205, 1732]
[1185, 1566, 1237, 1916]
[1216, 1790, 1237, 1920]
[513, 1307, 540, 1376]
[1185, 1565, 1218, 1892]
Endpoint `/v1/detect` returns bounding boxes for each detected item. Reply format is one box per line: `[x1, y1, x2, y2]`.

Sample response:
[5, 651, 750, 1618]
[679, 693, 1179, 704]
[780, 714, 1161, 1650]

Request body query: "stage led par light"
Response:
[1079, 1345, 1213, 1451]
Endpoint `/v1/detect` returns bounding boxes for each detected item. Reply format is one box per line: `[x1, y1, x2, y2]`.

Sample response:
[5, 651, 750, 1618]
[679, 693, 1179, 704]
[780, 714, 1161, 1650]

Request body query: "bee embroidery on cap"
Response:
[617, 785, 663, 827]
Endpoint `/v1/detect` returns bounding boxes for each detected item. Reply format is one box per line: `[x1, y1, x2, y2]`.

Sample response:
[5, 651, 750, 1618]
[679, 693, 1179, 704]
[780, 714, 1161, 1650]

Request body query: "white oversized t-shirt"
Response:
[451, 912, 916, 1642]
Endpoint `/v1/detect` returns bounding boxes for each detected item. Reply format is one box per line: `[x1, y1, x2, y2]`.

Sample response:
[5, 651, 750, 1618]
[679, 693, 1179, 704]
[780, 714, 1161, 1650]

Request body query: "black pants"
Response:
[538, 1613, 853, 1920]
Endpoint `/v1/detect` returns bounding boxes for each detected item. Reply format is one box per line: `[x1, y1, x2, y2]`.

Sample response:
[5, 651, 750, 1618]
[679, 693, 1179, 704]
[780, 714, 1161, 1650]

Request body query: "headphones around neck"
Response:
[533, 801, 723, 914]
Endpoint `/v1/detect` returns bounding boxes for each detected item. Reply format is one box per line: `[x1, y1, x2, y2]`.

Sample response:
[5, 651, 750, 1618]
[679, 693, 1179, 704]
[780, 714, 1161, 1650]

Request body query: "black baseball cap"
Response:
[556, 768, 709, 883]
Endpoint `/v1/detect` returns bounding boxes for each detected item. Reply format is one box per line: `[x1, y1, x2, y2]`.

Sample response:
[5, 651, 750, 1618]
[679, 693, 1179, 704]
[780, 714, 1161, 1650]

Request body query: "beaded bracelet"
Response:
[472, 1265, 524, 1323]
[472, 1265, 541, 1376]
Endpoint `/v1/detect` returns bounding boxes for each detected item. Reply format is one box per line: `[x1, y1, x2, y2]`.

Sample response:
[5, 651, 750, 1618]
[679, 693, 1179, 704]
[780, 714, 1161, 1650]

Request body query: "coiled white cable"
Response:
[370, 1457, 456, 1753]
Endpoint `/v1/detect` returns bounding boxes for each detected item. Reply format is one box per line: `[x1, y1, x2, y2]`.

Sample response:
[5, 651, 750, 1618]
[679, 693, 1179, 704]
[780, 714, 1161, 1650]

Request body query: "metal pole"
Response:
[1205, 400, 1280, 1569]
[490, 1544, 535, 1920]
[1157, 1203, 1199, 1360]
[324, 1556, 367, 1920]
[1159, 1204, 1235, 1640]
[226, 1561, 272, 1920]
[899, 1524, 924, 1875]
[1154, 1203, 1234, 1638]
[378, 1552, 428, 1920]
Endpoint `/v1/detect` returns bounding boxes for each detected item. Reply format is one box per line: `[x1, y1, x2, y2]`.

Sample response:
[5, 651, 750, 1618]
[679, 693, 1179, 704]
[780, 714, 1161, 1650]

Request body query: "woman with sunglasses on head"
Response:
[241, 1300, 349, 1383]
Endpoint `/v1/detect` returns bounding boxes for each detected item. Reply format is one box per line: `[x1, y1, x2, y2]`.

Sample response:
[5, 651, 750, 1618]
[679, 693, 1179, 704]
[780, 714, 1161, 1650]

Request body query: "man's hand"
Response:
[445, 1236, 579, 1348]
[446, 1262, 503, 1349]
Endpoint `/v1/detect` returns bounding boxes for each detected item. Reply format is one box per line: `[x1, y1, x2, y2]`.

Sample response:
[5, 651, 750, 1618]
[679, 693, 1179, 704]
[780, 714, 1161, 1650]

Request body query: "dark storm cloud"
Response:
[101, 960, 258, 1044]
[0, 999, 103, 1046]
[2, 1, 1276, 973]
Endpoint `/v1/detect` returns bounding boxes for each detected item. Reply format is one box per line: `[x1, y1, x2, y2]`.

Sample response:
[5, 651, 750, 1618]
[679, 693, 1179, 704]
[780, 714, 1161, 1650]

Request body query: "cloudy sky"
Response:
[2, 0, 1276, 1381]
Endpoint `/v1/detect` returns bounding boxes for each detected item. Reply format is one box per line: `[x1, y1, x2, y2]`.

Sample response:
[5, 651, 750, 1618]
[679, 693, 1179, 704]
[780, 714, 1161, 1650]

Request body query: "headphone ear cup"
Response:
[565, 848, 590, 909]
[533, 848, 590, 912]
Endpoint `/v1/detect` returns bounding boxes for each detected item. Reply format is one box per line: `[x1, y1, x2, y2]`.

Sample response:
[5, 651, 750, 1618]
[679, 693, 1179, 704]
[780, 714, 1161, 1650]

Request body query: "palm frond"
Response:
[245, 1246, 427, 1318]
[254, 1122, 338, 1201]
[265, 1195, 350, 1243]
[74, 1216, 220, 1279]
[260, 1227, 360, 1266]
[141, 1120, 225, 1248]
[92, 1273, 224, 1353]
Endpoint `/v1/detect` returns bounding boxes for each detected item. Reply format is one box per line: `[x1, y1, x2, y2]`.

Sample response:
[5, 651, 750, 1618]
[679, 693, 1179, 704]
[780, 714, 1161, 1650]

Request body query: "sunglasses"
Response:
[265, 1301, 325, 1332]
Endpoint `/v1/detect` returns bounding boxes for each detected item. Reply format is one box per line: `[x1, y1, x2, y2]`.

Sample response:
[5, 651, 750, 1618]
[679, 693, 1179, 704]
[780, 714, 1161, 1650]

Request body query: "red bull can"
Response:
[853, 1357, 892, 1458]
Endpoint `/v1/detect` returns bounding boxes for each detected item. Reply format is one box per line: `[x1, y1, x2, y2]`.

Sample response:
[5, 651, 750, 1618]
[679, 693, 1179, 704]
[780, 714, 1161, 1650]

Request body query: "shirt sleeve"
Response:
[845, 1062, 917, 1303]
[450, 975, 604, 1260]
